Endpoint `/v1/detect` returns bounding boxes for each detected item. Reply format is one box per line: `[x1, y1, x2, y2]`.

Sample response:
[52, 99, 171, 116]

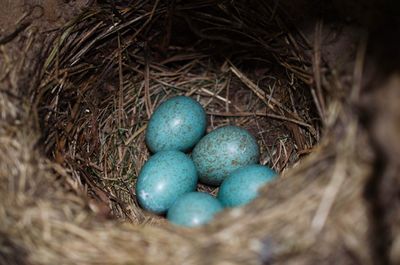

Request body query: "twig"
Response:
[229, 64, 315, 134]
[144, 45, 152, 119]
[0, 22, 31, 45]
[312, 19, 326, 121]
[311, 158, 346, 233]
[207, 111, 314, 129]
[117, 33, 124, 128]
[350, 33, 368, 101]
[201, 88, 232, 104]
[125, 124, 147, 146]
[311, 123, 356, 233]
[231, 64, 293, 114]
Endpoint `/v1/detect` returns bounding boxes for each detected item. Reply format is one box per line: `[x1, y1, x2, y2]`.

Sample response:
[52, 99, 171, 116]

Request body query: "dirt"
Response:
[0, 0, 89, 37]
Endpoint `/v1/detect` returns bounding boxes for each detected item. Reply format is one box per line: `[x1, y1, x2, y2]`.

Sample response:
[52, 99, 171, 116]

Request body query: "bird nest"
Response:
[1, 1, 398, 265]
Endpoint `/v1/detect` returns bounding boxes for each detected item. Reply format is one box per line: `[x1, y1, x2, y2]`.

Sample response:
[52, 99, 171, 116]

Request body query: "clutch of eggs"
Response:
[136, 95, 278, 227]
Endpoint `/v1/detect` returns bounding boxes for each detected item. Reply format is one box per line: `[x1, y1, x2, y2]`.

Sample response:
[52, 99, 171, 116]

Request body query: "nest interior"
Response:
[2, 1, 400, 265]
[37, 1, 321, 223]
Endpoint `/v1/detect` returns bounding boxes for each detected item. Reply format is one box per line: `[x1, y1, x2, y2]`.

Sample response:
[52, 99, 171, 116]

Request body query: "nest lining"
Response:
[36, 1, 321, 223]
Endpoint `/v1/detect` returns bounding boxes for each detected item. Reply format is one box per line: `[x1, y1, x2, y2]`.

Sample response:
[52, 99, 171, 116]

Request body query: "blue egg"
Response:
[135, 150, 198, 214]
[167, 192, 223, 227]
[145, 96, 207, 153]
[217, 164, 277, 207]
[192, 126, 260, 186]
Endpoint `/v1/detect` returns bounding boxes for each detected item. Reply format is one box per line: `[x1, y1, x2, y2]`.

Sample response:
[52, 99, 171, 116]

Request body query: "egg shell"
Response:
[192, 125, 260, 186]
[167, 192, 223, 227]
[217, 164, 277, 207]
[135, 150, 198, 214]
[145, 96, 207, 153]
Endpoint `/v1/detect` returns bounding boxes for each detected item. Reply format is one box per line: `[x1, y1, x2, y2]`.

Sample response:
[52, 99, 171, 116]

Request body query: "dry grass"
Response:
[35, 1, 319, 222]
[0, 1, 386, 264]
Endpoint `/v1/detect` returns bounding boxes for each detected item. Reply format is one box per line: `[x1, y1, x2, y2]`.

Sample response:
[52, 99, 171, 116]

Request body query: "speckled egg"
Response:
[217, 164, 277, 207]
[135, 150, 198, 214]
[192, 126, 260, 186]
[145, 96, 207, 153]
[167, 192, 223, 227]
